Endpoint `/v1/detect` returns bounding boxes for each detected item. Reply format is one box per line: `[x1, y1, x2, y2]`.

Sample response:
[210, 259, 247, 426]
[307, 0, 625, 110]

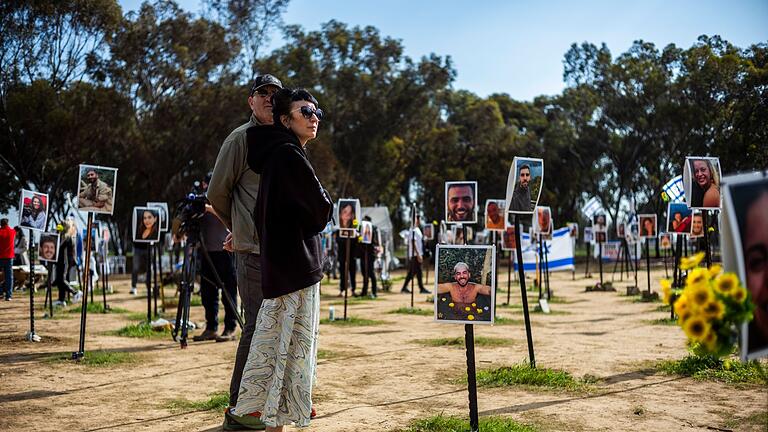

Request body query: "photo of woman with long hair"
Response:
[686, 157, 721, 208]
[133, 207, 160, 242]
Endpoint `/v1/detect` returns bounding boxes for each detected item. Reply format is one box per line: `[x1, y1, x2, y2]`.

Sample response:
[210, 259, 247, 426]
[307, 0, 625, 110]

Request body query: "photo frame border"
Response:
[76, 164, 118, 216]
[505, 156, 544, 216]
[132, 206, 162, 243]
[444, 181, 479, 225]
[37, 232, 60, 263]
[433, 244, 496, 325]
[683, 156, 723, 211]
[18, 189, 49, 232]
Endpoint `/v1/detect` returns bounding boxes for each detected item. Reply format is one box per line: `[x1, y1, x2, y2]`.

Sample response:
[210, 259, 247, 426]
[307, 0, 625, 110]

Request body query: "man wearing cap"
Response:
[207, 74, 282, 431]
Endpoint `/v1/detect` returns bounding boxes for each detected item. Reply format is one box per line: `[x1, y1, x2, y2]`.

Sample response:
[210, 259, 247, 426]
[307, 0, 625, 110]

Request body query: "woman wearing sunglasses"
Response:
[232, 88, 331, 431]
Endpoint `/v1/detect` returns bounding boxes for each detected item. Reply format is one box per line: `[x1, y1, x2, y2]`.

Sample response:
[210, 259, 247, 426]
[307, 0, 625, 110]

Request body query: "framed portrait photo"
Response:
[501, 227, 516, 251]
[689, 209, 705, 238]
[639, 214, 657, 238]
[147, 202, 169, 232]
[485, 199, 506, 231]
[359, 221, 373, 244]
[76, 164, 118, 215]
[721, 171, 768, 360]
[38, 232, 60, 263]
[659, 233, 672, 250]
[583, 227, 594, 244]
[683, 156, 722, 210]
[445, 181, 478, 225]
[505, 157, 544, 215]
[19, 189, 49, 232]
[434, 244, 496, 325]
[336, 198, 360, 237]
[532, 206, 553, 241]
[567, 222, 579, 239]
[132, 206, 162, 243]
[667, 202, 692, 234]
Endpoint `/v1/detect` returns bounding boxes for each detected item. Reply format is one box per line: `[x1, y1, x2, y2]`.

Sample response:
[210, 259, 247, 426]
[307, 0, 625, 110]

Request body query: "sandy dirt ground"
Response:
[1, 262, 766, 432]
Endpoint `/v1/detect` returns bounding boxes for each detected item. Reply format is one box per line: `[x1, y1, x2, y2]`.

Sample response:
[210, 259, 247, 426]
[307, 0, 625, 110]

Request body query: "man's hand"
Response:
[223, 232, 233, 252]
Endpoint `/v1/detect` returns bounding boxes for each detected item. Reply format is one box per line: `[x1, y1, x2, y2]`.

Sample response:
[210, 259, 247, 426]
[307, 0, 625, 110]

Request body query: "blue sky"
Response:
[120, 0, 768, 101]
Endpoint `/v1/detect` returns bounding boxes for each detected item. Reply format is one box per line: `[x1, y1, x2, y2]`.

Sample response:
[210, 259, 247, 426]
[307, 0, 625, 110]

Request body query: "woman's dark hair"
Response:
[271, 88, 319, 127]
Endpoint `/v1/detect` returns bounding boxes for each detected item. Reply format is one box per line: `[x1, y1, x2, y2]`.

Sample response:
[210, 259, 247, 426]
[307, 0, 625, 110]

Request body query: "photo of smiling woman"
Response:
[132, 207, 161, 243]
[684, 156, 721, 209]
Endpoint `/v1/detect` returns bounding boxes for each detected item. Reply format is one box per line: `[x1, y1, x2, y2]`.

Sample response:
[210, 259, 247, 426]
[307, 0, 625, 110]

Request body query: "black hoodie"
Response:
[247, 125, 332, 299]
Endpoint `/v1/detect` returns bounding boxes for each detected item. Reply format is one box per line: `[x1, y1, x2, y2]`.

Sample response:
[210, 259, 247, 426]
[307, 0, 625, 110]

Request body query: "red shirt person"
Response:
[0, 218, 17, 300]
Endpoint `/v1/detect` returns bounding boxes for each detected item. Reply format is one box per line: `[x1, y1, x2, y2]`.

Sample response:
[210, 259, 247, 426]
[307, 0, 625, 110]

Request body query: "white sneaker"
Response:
[130, 287, 138, 295]
[53, 300, 67, 307]
[73, 291, 83, 302]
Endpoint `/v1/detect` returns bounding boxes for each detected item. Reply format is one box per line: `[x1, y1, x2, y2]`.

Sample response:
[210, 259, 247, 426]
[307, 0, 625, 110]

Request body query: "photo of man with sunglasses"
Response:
[206, 73, 283, 430]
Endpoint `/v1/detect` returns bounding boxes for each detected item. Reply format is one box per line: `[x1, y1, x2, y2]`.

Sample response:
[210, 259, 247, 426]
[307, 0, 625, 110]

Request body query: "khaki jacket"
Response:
[207, 115, 263, 253]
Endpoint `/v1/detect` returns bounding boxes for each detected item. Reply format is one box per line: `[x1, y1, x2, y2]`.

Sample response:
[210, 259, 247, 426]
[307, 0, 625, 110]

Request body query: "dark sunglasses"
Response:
[292, 105, 324, 120]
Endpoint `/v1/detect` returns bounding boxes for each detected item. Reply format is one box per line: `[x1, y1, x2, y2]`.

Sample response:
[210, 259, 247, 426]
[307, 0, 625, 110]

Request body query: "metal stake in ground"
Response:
[152, 243, 159, 317]
[100, 247, 109, 312]
[598, 241, 604, 286]
[506, 252, 512, 305]
[45, 261, 54, 318]
[703, 210, 712, 268]
[146, 242, 153, 322]
[645, 239, 652, 294]
[543, 240, 551, 300]
[584, 240, 591, 278]
[73, 213, 94, 360]
[514, 214, 536, 368]
[344, 235, 350, 320]
[458, 223, 479, 431]
[26, 233, 40, 342]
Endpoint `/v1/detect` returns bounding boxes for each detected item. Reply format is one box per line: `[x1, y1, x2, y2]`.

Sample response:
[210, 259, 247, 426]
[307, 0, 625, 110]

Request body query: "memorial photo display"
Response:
[132, 206, 162, 243]
[484, 199, 505, 231]
[501, 226, 516, 251]
[18, 189, 49, 232]
[445, 181, 478, 224]
[667, 202, 692, 234]
[77, 164, 118, 215]
[722, 172, 768, 360]
[147, 202, 169, 232]
[434, 244, 496, 325]
[38, 232, 60, 262]
[639, 214, 657, 238]
[336, 198, 360, 236]
[505, 157, 544, 215]
[683, 156, 722, 210]
[532, 206, 553, 240]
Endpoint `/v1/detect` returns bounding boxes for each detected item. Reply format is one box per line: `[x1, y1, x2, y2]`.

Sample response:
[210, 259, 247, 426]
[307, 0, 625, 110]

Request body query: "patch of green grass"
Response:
[45, 350, 139, 367]
[657, 355, 768, 385]
[109, 322, 172, 339]
[415, 337, 513, 347]
[493, 316, 525, 325]
[67, 302, 128, 314]
[389, 307, 432, 316]
[317, 349, 338, 359]
[319, 316, 386, 326]
[721, 411, 768, 430]
[401, 414, 537, 432]
[330, 295, 381, 306]
[531, 308, 570, 315]
[496, 302, 523, 309]
[645, 318, 677, 326]
[547, 296, 571, 304]
[166, 391, 229, 413]
[471, 363, 588, 391]
[654, 304, 671, 312]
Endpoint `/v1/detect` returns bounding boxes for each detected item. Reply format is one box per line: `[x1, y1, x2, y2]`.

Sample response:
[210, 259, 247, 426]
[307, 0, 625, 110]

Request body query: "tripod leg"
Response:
[197, 243, 244, 330]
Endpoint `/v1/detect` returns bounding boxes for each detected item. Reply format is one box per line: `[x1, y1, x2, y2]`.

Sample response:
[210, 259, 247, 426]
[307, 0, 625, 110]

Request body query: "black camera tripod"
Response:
[172, 227, 243, 348]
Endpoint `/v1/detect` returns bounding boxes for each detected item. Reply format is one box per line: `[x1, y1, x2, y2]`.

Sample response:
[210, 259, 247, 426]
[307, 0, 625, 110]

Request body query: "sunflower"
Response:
[680, 252, 705, 270]
[715, 273, 738, 295]
[731, 286, 747, 303]
[707, 264, 723, 279]
[701, 300, 725, 320]
[688, 283, 713, 307]
[686, 268, 709, 290]
[467, 315, 475, 321]
[660, 279, 673, 304]
[674, 294, 689, 316]
[683, 316, 710, 342]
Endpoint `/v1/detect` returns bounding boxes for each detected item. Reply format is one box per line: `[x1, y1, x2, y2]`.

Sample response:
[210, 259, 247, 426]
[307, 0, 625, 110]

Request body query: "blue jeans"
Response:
[0, 258, 13, 299]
